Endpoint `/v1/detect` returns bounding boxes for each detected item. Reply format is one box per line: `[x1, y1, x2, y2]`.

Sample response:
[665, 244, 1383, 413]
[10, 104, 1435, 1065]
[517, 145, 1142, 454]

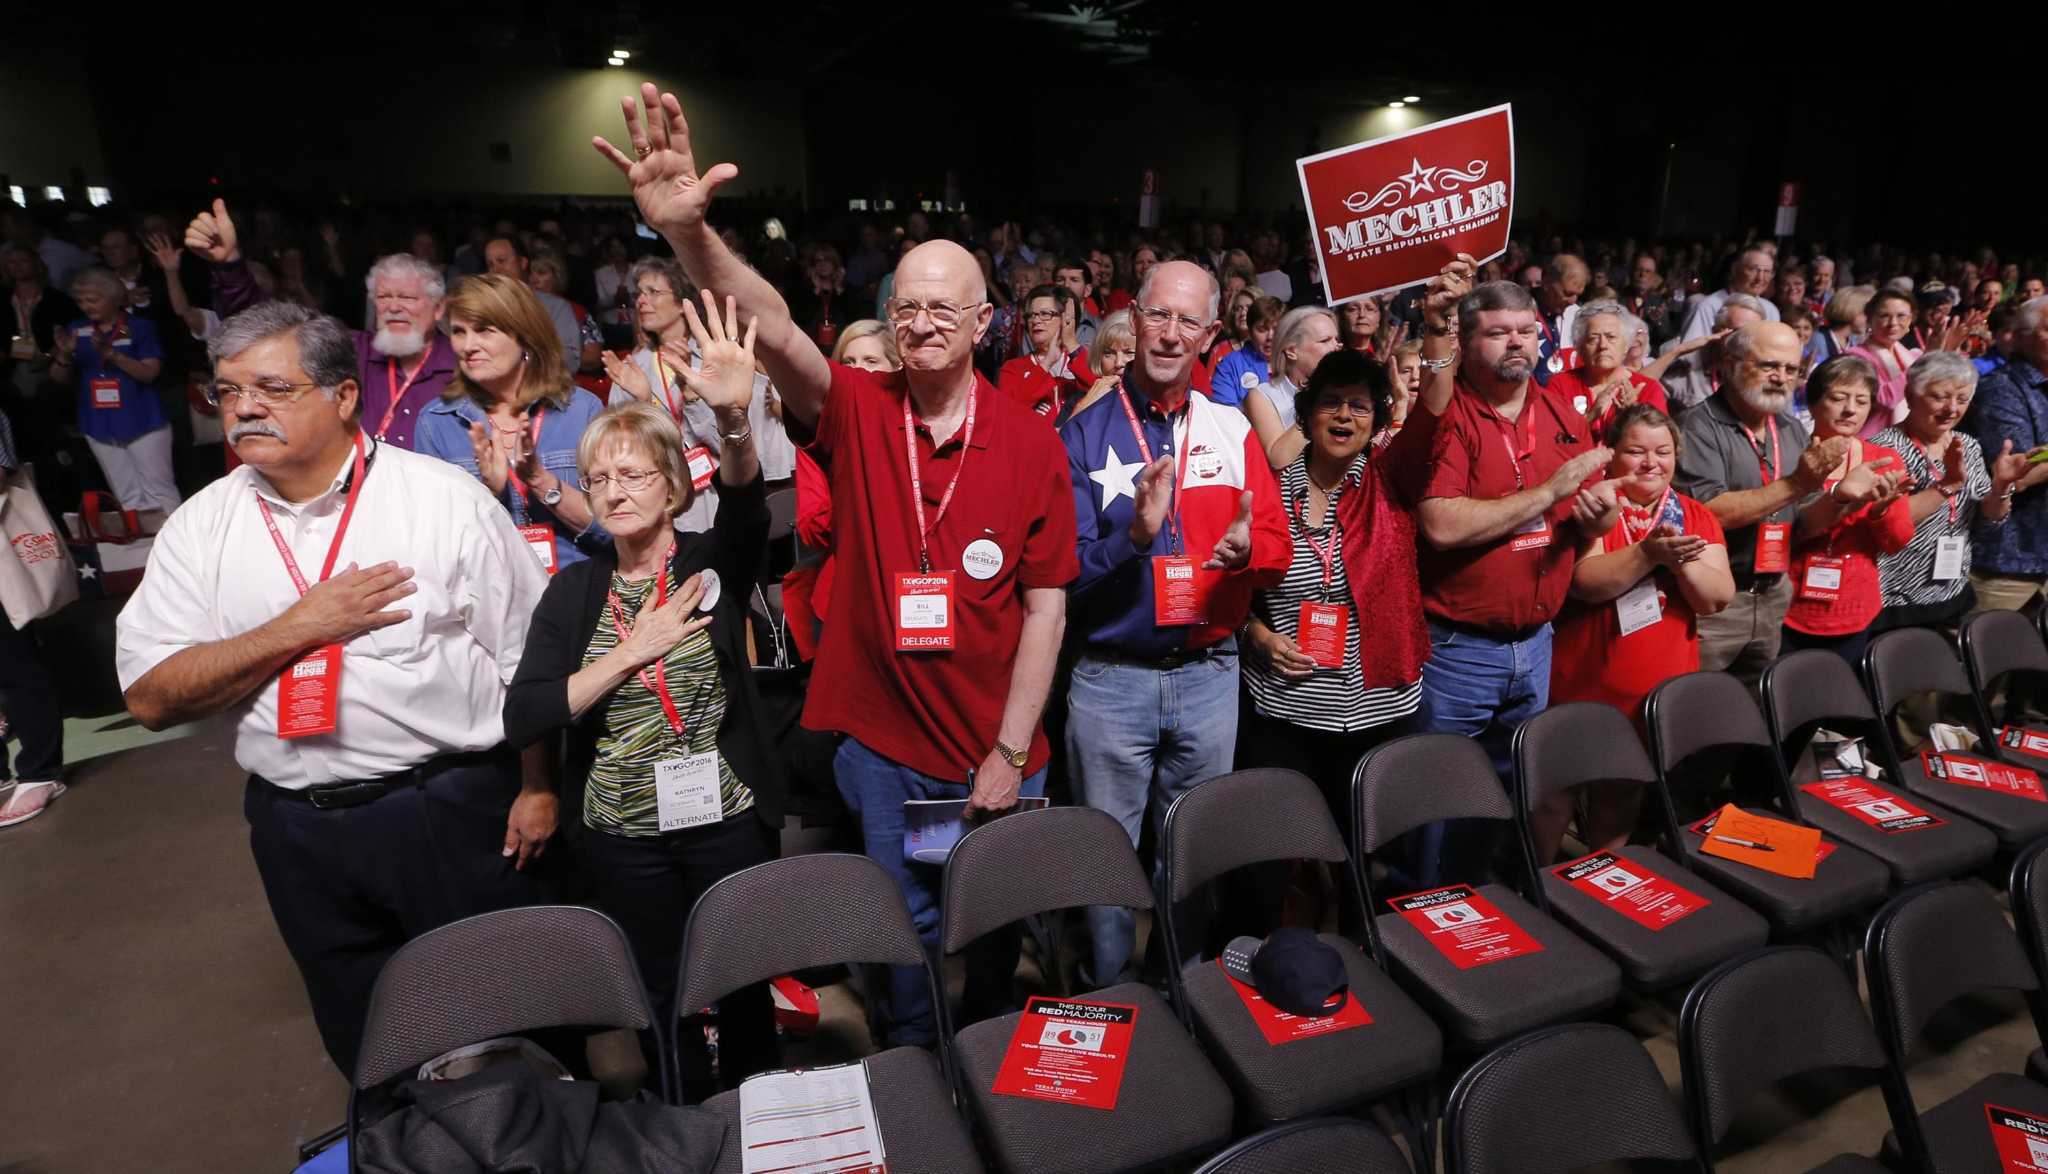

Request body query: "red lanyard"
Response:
[376, 350, 433, 440]
[1115, 384, 1195, 553]
[257, 433, 369, 595]
[1290, 487, 1340, 599]
[505, 407, 548, 508]
[11, 294, 33, 336]
[652, 352, 683, 418]
[1486, 398, 1538, 491]
[904, 389, 976, 573]
[1743, 416, 1782, 482]
[92, 313, 127, 359]
[1619, 487, 1672, 543]
[606, 558, 687, 737]
[1919, 436, 1963, 525]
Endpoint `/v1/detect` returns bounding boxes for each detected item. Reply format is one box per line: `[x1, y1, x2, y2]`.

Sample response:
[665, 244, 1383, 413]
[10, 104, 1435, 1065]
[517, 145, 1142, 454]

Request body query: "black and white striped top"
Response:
[1245, 453, 1423, 733]
[1870, 426, 1992, 608]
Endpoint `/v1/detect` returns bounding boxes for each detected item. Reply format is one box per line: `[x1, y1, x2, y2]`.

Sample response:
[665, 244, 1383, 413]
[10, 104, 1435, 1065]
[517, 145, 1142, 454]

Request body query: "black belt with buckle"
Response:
[1089, 641, 1236, 671]
[1734, 571, 1785, 594]
[267, 749, 508, 810]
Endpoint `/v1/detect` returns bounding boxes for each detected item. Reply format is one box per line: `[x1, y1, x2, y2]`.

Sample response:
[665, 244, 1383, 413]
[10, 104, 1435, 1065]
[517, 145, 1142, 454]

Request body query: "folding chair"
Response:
[1352, 734, 1621, 1052]
[1159, 768, 1442, 1127]
[1962, 608, 2048, 742]
[1512, 703, 1768, 990]
[1645, 671, 1889, 938]
[1762, 649, 1996, 885]
[2009, 839, 2048, 1086]
[348, 906, 667, 1170]
[1678, 946, 1891, 1172]
[675, 854, 982, 1174]
[1863, 627, 2048, 849]
[939, 806, 1233, 1174]
[1190, 1116, 1412, 1174]
[1863, 880, 2048, 1172]
[1442, 1022, 1702, 1174]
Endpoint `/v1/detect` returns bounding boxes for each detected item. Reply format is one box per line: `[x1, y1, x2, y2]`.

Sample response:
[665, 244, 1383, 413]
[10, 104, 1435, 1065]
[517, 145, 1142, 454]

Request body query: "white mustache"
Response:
[229, 422, 287, 444]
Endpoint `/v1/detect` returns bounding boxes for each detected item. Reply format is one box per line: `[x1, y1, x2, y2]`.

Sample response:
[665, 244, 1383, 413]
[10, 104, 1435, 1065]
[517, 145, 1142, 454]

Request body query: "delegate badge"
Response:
[895, 572, 956, 651]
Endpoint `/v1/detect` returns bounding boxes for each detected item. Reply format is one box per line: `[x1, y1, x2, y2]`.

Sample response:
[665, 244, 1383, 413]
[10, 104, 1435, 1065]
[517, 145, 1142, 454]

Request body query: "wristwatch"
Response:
[993, 740, 1029, 769]
[539, 478, 564, 507]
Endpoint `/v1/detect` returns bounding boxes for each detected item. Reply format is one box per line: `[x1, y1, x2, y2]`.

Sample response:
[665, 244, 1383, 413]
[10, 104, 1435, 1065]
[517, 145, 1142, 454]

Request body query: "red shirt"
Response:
[1551, 495, 1726, 719]
[801, 362, 1079, 779]
[1418, 380, 1597, 632]
[1783, 440, 1916, 636]
[1544, 367, 1670, 441]
[780, 450, 835, 661]
[997, 350, 1094, 423]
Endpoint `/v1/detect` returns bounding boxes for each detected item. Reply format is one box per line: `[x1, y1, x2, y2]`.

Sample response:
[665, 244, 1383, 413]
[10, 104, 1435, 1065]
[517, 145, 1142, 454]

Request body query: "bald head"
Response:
[894, 240, 987, 307]
[1725, 320, 1798, 363]
[1136, 259, 1220, 322]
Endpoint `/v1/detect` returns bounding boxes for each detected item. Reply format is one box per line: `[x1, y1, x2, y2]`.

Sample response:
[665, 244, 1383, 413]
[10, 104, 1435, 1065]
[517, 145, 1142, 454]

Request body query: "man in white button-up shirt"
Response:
[116, 301, 553, 1076]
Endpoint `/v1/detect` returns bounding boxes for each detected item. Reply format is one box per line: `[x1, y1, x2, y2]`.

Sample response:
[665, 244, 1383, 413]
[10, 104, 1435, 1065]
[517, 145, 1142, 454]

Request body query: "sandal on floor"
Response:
[0, 781, 65, 828]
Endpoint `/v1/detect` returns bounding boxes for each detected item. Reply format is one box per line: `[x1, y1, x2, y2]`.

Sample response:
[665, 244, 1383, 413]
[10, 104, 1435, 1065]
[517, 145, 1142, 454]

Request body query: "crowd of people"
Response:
[1, 82, 2045, 1114]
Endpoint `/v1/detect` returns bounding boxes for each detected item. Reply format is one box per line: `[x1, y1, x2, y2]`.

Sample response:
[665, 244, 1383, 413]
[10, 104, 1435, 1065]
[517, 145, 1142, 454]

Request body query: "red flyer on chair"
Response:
[1553, 852, 1709, 931]
[1388, 884, 1543, 969]
[1921, 748, 2046, 802]
[1800, 778, 1947, 833]
[1295, 104, 1515, 305]
[1985, 1103, 2048, 1172]
[990, 996, 1138, 1111]
[2001, 727, 2048, 760]
[1217, 960, 1372, 1045]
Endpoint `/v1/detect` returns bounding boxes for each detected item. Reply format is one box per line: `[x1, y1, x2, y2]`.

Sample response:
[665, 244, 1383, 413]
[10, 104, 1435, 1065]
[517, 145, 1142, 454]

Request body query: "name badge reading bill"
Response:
[278, 643, 342, 739]
[895, 572, 956, 651]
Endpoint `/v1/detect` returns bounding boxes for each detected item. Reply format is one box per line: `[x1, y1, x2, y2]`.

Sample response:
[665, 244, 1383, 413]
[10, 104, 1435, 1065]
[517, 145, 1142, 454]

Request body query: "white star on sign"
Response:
[1089, 445, 1144, 511]
[1399, 157, 1438, 197]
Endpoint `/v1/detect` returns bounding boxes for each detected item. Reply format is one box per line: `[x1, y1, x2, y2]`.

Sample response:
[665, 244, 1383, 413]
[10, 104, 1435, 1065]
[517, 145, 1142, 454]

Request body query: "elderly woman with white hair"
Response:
[47, 266, 181, 513]
[1868, 350, 2033, 632]
[1244, 305, 1344, 467]
[1546, 298, 1670, 435]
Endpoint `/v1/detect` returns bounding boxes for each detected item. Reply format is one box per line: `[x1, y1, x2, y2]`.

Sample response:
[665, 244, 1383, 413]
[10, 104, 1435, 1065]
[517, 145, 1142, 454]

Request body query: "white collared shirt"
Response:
[114, 435, 549, 789]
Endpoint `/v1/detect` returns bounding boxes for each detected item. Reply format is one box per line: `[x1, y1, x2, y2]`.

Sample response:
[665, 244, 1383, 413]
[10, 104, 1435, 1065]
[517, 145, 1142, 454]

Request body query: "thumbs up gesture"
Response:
[1205, 490, 1255, 571]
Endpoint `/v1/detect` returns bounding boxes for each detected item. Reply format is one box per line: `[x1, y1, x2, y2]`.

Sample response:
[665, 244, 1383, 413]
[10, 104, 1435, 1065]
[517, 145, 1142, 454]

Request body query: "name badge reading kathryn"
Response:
[1152, 556, 1213, 626]
[1799, 554, 1845, 601]
[1510, 513, 1551, 552]
[1931, 535, 1966, 581]
[654, 752, 723, 832]
[684, 446, 716, 491]
[518, 524, 558, 575]
[895, 572, 956, 651]
[1753, 521, 1790, 573]
[1615, 578, 1663, 637]
[1295, 601, 1350, 668]
[278, 643, 342, 739]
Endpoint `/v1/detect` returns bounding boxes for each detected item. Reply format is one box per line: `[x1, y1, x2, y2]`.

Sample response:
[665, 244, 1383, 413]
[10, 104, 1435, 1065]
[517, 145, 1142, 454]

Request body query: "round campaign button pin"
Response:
[695, 568, 722, 612]
[1240, 371, 1258, 390]
[962, 538, 1004, 580]
[1572, 395, 1589, 415]
[1548, 353, 1565, 374]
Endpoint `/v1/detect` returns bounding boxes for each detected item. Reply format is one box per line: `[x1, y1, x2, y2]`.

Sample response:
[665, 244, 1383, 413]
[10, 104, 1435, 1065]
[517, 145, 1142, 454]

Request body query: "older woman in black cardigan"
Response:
[505, 294, 784, 1094]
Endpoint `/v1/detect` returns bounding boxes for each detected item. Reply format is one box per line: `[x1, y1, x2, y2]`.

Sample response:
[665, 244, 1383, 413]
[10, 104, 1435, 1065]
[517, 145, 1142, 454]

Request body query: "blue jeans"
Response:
[833, 737, 1046, 1047]
[1065, 646, 1241, 986]
[1411, 621, 1552, 886]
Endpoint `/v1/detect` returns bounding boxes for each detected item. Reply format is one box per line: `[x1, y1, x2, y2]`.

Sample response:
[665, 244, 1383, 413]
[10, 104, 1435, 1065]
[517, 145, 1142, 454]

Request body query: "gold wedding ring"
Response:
[635, 144, 654, 159]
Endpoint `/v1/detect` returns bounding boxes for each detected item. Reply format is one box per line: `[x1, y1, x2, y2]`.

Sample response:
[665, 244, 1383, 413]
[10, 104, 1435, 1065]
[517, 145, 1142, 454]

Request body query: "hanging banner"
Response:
[1296, 104, 1515, 305]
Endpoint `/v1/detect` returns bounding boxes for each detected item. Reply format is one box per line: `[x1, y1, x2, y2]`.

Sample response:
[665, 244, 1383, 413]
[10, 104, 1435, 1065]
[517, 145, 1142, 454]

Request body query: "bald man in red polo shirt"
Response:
[597, 86, 1078, 1047]
[1410, 278, 1620, 882]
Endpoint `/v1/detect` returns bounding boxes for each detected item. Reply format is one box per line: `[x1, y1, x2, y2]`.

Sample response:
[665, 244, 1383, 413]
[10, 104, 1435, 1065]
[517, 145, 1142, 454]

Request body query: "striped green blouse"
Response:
[582, 569, 754, 836]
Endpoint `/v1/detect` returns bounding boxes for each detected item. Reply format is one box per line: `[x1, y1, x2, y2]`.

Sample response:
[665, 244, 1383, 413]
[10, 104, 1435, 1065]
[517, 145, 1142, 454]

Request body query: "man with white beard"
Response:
[185, 201, 457, 450]
[1675, 321, 1892, 682]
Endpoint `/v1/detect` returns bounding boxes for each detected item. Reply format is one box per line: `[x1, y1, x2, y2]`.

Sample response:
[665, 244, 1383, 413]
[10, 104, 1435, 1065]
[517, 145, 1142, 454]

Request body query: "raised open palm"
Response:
[676, 292, 760, 416]
[591, 83, 739, 237]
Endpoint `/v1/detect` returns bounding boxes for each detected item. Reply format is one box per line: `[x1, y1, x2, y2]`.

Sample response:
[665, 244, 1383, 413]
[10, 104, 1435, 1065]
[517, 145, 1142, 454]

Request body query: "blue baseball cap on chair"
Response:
[1221, 928, 1348, 1017]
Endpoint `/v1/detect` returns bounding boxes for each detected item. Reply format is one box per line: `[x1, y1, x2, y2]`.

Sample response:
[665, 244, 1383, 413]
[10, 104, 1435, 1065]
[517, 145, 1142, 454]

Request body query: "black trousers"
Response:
[243, 753, 548, 1078]
[0, 618, 62, 781]
[575, 812, 780, 1098]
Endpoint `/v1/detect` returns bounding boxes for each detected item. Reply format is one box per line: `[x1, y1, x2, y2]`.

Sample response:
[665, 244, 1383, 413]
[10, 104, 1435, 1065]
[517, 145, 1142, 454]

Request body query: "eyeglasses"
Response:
[1135, 304, 1211, 338]
[205, 379, 322, 408]
[1313, 398, 1377, 417]
[577, 468, 664, 493]
[885, 298, 986, 330]
[633, 285, 674, 302]
[1024, 309, 1063, 323]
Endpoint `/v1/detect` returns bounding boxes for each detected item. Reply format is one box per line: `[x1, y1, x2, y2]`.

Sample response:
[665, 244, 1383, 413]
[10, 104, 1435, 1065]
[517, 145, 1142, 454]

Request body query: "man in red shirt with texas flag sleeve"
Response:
[593, 86, 1078, 1049]
[1059, 259, 1291, 986]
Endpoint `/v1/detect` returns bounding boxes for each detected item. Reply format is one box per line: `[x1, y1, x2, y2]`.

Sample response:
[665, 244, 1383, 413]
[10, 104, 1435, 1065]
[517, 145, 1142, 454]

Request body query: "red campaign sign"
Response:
[1986, 1103, 2048, 1172]
[1553, 852, 1710, 932]
[1389, 884, 1543, 970]
[1296, 104, 1515, 306]
[1216, 960, 1372, 1045]
[990, 996, 1138, 1111]
[1800, 779, 1946, 833]
[1689, 810, 1838, 866]
[1922, 748, 2047, 802]
[2001, 727, 2048, 761]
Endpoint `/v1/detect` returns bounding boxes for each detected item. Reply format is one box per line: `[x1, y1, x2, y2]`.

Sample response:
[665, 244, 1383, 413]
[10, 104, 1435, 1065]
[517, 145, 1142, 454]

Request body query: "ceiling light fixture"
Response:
[1403, 95, 1420, 103]
[606, 56, 625, 66]
[613, 49, 631, 59]
[1388, 101, 1405, 109]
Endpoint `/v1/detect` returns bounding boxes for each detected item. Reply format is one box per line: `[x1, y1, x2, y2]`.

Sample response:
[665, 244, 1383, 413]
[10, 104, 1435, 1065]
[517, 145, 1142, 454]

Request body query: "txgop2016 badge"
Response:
[1296, 104, 1516, 306]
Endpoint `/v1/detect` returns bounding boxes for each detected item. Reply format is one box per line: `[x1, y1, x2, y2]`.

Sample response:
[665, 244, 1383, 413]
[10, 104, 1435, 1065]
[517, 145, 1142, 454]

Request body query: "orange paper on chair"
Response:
[1696, 804, 1822, 880]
